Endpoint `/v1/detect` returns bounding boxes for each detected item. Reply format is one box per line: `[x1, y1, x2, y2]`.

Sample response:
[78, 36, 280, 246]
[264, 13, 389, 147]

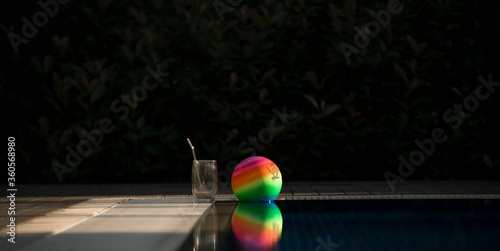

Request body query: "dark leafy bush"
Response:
[2, 0, 499, 183]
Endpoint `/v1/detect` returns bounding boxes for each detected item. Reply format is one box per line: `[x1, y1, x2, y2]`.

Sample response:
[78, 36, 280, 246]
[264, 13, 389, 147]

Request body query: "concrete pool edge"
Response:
[275, 194, 500, 200]
[215, 193, 500, 201]
[15, 199, 212, 251]
[1, 198, 123, 250]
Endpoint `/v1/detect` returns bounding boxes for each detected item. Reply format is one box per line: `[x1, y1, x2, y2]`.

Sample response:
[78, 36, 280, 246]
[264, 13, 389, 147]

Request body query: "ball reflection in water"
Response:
[231, 202, 283, 250]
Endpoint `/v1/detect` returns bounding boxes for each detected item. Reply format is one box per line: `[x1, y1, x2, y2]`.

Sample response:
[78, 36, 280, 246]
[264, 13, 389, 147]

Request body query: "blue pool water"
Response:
[180, 199, 500, 251]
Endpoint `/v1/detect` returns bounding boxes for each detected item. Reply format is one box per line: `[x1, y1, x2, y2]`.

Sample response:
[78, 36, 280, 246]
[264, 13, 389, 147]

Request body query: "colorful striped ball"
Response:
[231, 156, 282, 202]
[231, 202, 283, 248]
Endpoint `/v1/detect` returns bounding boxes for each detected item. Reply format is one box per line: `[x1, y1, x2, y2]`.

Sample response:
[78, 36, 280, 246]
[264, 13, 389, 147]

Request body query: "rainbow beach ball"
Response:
[231, 156, 282, 202]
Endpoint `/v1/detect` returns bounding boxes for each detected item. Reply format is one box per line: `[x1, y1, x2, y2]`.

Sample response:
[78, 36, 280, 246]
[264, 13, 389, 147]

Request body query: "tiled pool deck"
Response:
[1, 181, 499, 250]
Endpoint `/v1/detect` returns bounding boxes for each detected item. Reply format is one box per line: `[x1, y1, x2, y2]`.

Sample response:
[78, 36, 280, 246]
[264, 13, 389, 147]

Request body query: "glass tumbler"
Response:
[192, 160, 217, 203]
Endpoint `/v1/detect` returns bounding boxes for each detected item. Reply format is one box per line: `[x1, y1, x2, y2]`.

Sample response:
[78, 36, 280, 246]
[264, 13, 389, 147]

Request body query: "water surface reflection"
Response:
[181, 199, 500, 251]
[231, 202, 282, 250]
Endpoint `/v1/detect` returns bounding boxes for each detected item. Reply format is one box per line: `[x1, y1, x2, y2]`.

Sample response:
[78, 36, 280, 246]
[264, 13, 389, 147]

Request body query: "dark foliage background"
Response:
[2, 0, 499, 183]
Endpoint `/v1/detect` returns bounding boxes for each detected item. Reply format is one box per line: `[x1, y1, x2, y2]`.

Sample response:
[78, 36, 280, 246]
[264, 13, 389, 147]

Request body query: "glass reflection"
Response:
[231, 202, 283, 250]
[193, 205, 217, 251]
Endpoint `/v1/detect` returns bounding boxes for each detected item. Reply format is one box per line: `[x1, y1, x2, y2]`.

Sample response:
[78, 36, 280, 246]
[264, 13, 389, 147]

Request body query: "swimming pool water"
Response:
[180, 199, 500, 251]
